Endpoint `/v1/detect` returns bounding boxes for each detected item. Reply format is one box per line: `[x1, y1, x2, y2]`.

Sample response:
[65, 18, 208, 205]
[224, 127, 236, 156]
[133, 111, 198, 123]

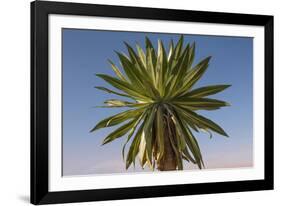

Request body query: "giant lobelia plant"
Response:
[91, 36, 230, 171]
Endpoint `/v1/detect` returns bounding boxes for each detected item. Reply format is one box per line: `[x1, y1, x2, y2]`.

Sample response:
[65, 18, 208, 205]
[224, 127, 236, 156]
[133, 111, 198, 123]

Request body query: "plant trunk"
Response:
[157, 124, 177, 171]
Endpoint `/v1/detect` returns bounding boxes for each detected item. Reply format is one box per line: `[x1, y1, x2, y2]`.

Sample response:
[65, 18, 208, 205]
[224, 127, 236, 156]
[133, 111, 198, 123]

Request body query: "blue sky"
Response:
[62, 29, 253, 176]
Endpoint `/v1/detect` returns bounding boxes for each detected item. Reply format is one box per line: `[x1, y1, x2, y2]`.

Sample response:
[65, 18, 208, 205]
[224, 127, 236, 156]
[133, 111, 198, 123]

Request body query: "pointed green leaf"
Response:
[96, 74, 150, 101]
[167, 44, 191, 97]
[177, 106, 229, 137]
[167, 39, 174, 62]
[174, 97, 230, 110]
[145, 36, 157, 67]
[174, 35, 184, 60]
[139, 132, 147, 168]
[108, 59, 127, 81]
[172, 104, 199, 132]
[122, 111, 147, 160]
[90, 108, 143, 132]
[186, 85, 231, 98]
[187, 42, 195, 69]
[136, 44, 146, 67]
[142, 105, 157, 163]
[102, 118, 139, 145]
[182, 146, 196, 164]
[94, 86, 132, 98]
[123, 42, 160, 99]
[176, 56, 211, 96]
[146, 48, 156, 86]
[156, 40, 168, 95]
[125, 123, 144, 169]
[115, 52, 145, 91]
[103, 99, 147, 108]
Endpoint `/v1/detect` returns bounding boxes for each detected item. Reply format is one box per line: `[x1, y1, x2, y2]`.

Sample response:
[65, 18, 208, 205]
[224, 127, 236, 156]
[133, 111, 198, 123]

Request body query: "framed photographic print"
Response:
[31, 0, 274, 204]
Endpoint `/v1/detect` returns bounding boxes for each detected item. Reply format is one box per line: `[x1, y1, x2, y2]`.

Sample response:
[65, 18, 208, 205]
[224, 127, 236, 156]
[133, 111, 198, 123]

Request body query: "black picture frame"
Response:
[31, 0, 274, 204]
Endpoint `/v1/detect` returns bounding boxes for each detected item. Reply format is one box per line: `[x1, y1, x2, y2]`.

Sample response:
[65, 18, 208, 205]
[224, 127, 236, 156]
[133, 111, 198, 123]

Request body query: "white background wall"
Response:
[0, 0, 279, 205]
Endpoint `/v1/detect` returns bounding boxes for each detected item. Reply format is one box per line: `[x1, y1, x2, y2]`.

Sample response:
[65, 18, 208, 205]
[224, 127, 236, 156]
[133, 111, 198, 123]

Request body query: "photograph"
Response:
[30, 1, 273, 204]
[62, 29, 253, 176]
